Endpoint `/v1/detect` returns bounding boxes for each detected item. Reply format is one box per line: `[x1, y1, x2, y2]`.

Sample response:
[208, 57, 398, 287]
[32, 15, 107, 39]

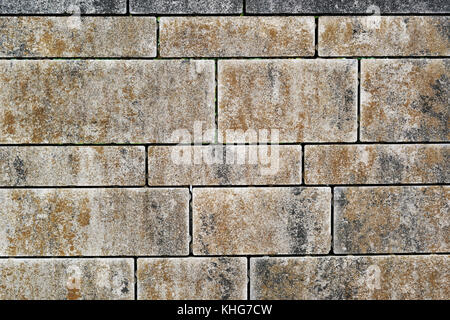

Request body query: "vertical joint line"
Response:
[126, 0, 130, 15]
[247, 256, 250, 300]
[215, 59, 219, 143]
[357, 59, 361, 142]
[145, 145, 149, 187]
[156, 16, 160, 58]
[134, 257, 138, 300]
[243, 0, 246, 15]
[314, 16, 319, 57]
[189, 186, 193, 256]
[330, 186, 334, 255]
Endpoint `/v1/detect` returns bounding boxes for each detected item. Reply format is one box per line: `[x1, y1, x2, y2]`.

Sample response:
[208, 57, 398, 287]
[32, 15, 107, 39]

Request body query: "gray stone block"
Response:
[0, 0, 126, 14]
[130, 0, 243, 14]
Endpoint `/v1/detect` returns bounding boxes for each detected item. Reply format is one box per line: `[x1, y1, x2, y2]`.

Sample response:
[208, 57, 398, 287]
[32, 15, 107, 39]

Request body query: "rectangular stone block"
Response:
[148, 145, 301, 186]
[361, 59, 448, 142]
[193, 187, 331, 255]
[0, 17, 156, 57]
[305, 145, 449, 184]
[0, 60, 214, 143]
[250, 256, 449, 300]
[319, 17, 449, 56]
[137, 258, 247, 300]
[130, 0, 242, 14]
[160, 17, 315, 57]
[0, 0, 126, 13]
[0, 146, 145, 186]
[0, 189, 189, 256]
[218, 59, 357, 143]
[334, 186, 449, 254]
[0, 258, 134, 300]
[246, 0, 450, 14]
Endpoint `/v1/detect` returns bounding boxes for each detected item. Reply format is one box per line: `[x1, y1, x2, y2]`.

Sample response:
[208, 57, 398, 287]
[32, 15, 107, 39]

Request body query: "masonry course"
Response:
[0, 188, 189, 256]
[193, 187, 331, 255]
[0, 146, 145, 186]
[250, 255, 449, 300]
[319, 16, 449, 57]
[160, 16, 315, 57]
[0, 258, 134, 300]
[130, 0, 243, 14]
[137, 258, 247, 300]
[246, 0, 450, 14]
[148, 145, 302, 185]
[0, 60, 215, 144]
[334, 186, 449, 254]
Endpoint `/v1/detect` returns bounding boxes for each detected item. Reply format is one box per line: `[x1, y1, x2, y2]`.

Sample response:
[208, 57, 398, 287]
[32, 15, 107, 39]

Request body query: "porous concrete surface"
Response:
[131, 0, 242, 14]
[246, 0, 450, 13]
[0, 258, 134, 300]
[137, 258, 247, 300]
[0, 60, 214, 143]
[0, 189, 189, 256]
[334, 186, 449, 254]
[0, 146, 145, 186]
[0, 17, 156, 57]
[193, 188, 331, 255]
[319, 16, 449, 56]
[218, 59, 357, 142]
[0, 0, 126, 13]
[361, 59, 449, 142]
[305, 144, 449, 184]
[250, 256, 449, 300]
[160, 17, 315, 57]
[148, 145, 302, 185]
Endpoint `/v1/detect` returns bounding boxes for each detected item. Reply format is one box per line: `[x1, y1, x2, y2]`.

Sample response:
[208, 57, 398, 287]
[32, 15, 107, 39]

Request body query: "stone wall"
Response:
[0, 0, 448, 300]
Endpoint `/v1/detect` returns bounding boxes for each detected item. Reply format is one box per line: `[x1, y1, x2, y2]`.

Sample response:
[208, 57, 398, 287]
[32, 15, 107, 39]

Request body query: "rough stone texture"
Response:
[0, 0, 126, 13]
[130, 0, 242, 14]
[0, 189, 189, 256]
[160, 17, 315, 57]
[319, 17, 450, 56]
[0, 17, 156, 57]
[250, 256, 449, 300]
[218, 59, 357, 143]
[0, 258, 134, 300]
[0, 146, 145, 186]
[305, 144, 449, 184]
[148, 145, 302, 186]
[193, 187, 331, 255]
[246, 0, 450, 13]
[0, 60, 214, 143]
[137, 258, 247, 300]
[334, 186, 449, 254]
[361, 59, 449, 142]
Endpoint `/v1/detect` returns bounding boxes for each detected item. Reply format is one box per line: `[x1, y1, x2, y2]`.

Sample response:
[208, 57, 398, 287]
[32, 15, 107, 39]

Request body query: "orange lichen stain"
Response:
[67, 286, 81, 300]
[77, 198, 91, 227]
[2, 110, 16, 134]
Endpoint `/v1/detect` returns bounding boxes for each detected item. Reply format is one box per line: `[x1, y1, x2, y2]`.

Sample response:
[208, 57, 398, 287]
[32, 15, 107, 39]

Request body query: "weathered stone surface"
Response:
[160, 17, 315, 57]
[130, 0, 242, 14]
[0, 0, 126, 13]
[334, 186, 449, 254]
[246, 0, 450, 13]
[361, 59, 449, 142]
[218, 59, 357, 143]
[0, 258, 134, 300]
[319, 17, 449, 56]
[0, 60, 214, 143]
[193, 188, 331, 255]
[305, 145, 449, 184]
[0, 17, 156, 57]
[137, 258, 247, 300]
[148, 145, 301, 186]
[250, 256, 449, 300]
[0, 189, 189, 256]
[0, 146, 145, 186]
